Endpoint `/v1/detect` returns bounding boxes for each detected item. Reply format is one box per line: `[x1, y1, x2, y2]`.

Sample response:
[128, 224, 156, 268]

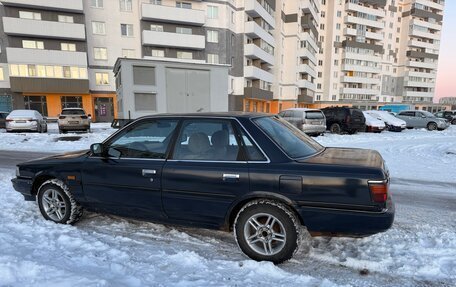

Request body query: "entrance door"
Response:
[0, 95, 12, 112]
[94, 97, 114, 122]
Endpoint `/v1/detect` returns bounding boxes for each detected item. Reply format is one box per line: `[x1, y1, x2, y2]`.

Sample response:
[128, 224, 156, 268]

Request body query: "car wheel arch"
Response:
[31, 171, 65, 196]
[224, 192, 304, 231]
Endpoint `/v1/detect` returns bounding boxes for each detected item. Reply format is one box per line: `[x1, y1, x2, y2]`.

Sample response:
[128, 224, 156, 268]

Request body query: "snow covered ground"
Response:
[0, 123, 455, 286]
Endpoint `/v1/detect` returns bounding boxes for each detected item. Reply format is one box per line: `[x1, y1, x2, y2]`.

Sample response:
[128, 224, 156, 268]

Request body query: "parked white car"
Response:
[362, 111, 386, 133]
[5, 110, 47, 133]
[365, 110, 406, 132]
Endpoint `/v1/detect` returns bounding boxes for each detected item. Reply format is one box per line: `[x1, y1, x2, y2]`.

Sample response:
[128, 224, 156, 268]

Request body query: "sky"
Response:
[435, 1, 455, 102]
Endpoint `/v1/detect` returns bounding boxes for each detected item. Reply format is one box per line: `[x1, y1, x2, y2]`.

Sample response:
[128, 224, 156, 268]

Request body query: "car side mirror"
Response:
[421, 115, 426, 118]
[90, 143, 104, 156]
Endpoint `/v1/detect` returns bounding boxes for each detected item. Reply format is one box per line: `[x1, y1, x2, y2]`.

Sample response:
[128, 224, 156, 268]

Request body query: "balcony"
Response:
[408, 39, 439, 50]
[141, 3, 205, 26]
[406, 60, 437, 69]
[343, 28, 383, 41]
[297, 79, 316, 91]
[403, 90, 434, 98]
[298, 64, 316, 78]
[409, 29, 440, 40]
[2, 17, 85, 40]
[10, 77, 89, 94]
[244, 44, 274, 66]
[407, 50, 439, 60]
[345, 2, 385, 18]
[407, 70, 437, 79]
[341, 64, 381, 74]
[341, 87, 380, 95]
[244, 87, 273, 100]
[6, 48, 87, 67]
[244, 66, 273, 83]
[298, 93, 314, 104]
[0, 0, 83, 13]
[343, 51, 381, 62]
[404, 80, 435, 88]
[244, 21, 275, 46]
[415, 0, 444, 11]
[411, 18, 442, 31]
[341, 76, 381, 85]
[142, 30, 205, 50]
[344, 15, 384, 29]
[298, 48, 317, 65]
[244, 0, 275, 28]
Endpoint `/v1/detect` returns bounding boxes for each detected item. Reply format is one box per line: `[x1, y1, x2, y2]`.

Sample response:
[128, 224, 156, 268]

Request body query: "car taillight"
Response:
[6, 119, 13, 122]
[81, 115, 88, 119]
[59, 116, 66, 119]
[368, 180, 389, 203]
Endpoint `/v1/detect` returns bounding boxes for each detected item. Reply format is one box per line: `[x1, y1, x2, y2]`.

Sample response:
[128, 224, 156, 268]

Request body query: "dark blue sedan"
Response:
[12, 113, 394, 263]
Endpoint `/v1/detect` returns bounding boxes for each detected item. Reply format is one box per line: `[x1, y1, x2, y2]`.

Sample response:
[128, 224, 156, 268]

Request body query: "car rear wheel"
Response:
[451, 119, 456, 125]
[37, 179, 83, 224]
[427, 122, 437, 131]
[329, 123, 341, 134]
[234, 200, 300, 264]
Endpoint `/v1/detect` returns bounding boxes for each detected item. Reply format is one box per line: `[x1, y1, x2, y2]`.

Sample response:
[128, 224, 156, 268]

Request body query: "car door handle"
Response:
[223, 173, 239, 182]
[142, 169, 157, 177]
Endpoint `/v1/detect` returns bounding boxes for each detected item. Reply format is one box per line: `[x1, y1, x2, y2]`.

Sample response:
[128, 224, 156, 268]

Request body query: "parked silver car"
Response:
[396, 110, 450, 131]
[58, 108, 91, 133]
[278, 108, 326, 136]
[5, 110, 47, 133]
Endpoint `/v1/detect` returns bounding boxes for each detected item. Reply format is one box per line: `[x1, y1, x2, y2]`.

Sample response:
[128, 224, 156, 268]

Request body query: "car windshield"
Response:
[254, 116, 324, 159]
[305, 111, 324, 119]
[62, 109, 85, 115]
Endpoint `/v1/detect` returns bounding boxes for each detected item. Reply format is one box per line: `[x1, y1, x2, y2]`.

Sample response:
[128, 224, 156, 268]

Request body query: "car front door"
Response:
[161, 118, 249, 227]
[415, 111, 428, 128]
[81, 118, 179, 219]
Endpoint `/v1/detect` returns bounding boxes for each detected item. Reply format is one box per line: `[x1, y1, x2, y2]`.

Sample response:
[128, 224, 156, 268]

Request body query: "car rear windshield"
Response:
[61, 109, 85, 115]
[254, 116, 324, 159]
[350, 109, 364, 117]
[305, 111, 324, 119]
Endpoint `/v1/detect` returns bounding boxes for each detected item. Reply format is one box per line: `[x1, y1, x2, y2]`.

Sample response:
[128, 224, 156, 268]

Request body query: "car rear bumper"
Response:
[59, 125, 90, 131]
[11, 177, 35, 201]
[302, 124, 326, 134]
[366, 126, 385, 132]
[297, 199, 395, 237]
[6, 122, 39, 131]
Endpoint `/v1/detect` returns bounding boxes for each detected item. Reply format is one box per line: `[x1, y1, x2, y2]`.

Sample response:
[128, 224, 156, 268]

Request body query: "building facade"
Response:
[0, 0, 446, 118]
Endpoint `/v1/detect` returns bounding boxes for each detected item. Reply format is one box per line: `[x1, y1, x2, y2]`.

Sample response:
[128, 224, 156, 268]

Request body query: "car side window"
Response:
[172, 119, 241, 161]
[108, 119, 178, 159]
[238, 127, 267, 161]
[401, 111, 415, 117]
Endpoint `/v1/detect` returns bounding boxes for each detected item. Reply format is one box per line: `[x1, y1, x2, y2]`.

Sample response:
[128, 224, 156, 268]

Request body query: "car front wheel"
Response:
[37, 179, 83, 224]
[329, 123, 341, 134]
[427, 122, 437, 131]
[234, 200, 301, 264]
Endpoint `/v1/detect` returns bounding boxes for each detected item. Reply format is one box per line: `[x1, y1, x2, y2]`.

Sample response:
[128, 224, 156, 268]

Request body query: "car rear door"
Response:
[81, 118, 179, 220]
[161, 118, 249, 227]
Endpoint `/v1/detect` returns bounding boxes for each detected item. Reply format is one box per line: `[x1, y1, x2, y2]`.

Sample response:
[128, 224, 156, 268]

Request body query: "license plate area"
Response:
[69, 121, 79, 124]
[15, 120, 26, 123]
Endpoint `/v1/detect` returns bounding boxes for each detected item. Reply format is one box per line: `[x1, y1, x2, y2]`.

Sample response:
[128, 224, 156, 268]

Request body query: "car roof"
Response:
[137, 112, 271, 120]
[281, 108, 323, 112]
[62, 108, 84, 110]
[8, 109, 37, 115]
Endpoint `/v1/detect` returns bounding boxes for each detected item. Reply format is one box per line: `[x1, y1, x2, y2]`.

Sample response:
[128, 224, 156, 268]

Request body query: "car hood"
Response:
[298, 147, 385, 170]
[23, 149, 89, 164]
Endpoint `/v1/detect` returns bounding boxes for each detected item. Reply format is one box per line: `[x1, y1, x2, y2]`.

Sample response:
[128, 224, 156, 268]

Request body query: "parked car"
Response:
[12, 113, 394, 264]
[396, 110, 450, 131]
[362, 111, 385, 133]
[278, 108, 326, 136]
[434, 111, 456, 125]
[5, 110, 47, 133]
[321, 107, 366, 134]
[0, 111, 9, 129]
[365, 110, 406, 132]
[58, 108, 91, 133]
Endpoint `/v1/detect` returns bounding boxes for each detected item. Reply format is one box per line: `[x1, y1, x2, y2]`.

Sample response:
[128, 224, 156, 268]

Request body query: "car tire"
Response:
[234, 199, 301, 264]
[451, 119, 456, 125]
[427, 122, 437, 131]
[329, 123, 341, 134]
[37, 179, 83, 225]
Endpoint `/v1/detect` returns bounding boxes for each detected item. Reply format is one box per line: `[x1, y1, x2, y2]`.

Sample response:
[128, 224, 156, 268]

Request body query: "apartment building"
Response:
[315, 0, 444, 110]
[0, 0, 445, 117]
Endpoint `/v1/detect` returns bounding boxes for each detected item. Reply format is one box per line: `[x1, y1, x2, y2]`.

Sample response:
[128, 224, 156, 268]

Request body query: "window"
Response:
[95, 72, 109, 85]
[24, 96, 47, 116]
[58, 15, 74, 23]
[63, 66, 71, 78]
[0, 67, 4, 81]
[172, 119, 241, 161]
[254, 117, 323, 158]
[19, 11, 41, 20]
[176, 27, 192, 34]
[238, 127, 266, 161]
[92, 21, 106, 35]
[207, 6, 218, 19]
[119, 0, 132, 11]
[207, 30, 219, 43]
[93, 47, 108, 60]
[151, 0, 161, 4]
[36, 65, 45, 77]
[150, 24, 163, 32]
[61, 43, 76, 51]
[90, 0, 103, 8]
[336, 11, 341, 17]
[151, 49, 165, 57]
[176, 2, 192, 9]
[108, 119, 179, 159]
[207, 54, 219, 64]
[134, 93, 157, 111]
[61, 96, 83, 109]
[133, 66, 155, 85]
[177, 51, 192, 59]
[121, 24, 133, 36]
[22, 40, 44, 49]
[121, 49, 135, 58]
